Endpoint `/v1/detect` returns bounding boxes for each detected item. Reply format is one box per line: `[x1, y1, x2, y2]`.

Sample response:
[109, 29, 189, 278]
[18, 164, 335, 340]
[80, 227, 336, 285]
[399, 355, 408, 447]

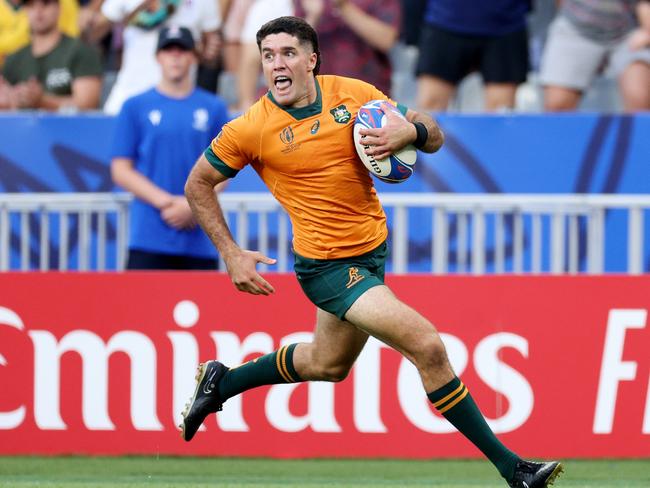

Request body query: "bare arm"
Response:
[82, 11, 114, 44]
[185, 154, 276, 294]
[219, 0, 232, 18]
[300, 0, 397, 52]
[199, 30, 221, 66]
[112, 157, 196, 229]
[112, 157, 174, 208]
[39, 76, 102, 111]
[358, 106, 444, 160]
[335, 0, 398, 53]
[629, 1, 650, 50]
[405, 109, 445, 153]
[0, 77, 16, 110]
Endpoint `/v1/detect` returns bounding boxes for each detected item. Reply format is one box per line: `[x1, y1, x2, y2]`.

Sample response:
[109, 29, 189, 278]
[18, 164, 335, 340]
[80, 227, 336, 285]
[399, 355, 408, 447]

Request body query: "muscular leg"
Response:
[293, 308, 369, 381]
[345, 285, 520, 481]
[344, 285, 453, 391]
[217, 307, 368, 400]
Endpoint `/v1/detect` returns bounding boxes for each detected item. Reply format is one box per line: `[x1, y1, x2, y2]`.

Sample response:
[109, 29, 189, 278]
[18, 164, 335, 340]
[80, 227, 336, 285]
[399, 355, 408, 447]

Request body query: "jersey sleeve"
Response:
[205, 111, 259, 179]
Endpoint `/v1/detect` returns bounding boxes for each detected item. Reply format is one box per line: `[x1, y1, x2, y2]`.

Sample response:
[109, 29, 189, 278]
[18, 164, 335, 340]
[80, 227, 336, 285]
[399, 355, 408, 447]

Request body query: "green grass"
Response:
[0, 457, 648, 487]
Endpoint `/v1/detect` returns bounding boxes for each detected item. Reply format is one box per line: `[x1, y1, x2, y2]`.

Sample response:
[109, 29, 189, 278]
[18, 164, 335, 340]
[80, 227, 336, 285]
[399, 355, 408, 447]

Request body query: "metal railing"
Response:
[1, 192, 649, 274]
[0, 193, 131, 271]
[379, 193, 649, 275]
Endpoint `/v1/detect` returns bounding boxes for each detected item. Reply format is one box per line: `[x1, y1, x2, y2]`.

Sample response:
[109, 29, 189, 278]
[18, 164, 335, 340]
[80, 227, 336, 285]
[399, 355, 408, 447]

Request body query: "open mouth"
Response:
[274, 76, 292, 91]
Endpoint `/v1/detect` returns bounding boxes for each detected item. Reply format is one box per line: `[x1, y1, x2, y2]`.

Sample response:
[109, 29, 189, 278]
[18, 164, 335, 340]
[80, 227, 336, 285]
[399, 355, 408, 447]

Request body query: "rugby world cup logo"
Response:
[280, 126, 294, 145]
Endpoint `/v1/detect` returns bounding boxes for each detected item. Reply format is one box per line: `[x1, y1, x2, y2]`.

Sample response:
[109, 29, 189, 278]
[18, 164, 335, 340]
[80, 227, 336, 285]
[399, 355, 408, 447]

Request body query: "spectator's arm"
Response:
[299, 0, 325, 27]
[71, 76, 102, 109]
[220, 0, 232, 18]
[0, 77, 17, 110]
[112, 157, 197, 229]
[81, 2, 114, 44]
[629, 1, 650, 50]
[111, 157, 174, 209]
[334, 0, 398, 53]
[200, 30, 221, 65]
[36, 76, 101, 110]
[637, 1, 650, 31]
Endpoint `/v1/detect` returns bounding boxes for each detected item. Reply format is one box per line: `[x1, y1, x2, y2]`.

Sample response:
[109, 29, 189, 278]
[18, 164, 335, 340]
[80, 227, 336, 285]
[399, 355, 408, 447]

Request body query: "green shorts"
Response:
[293, 242, 388, 320]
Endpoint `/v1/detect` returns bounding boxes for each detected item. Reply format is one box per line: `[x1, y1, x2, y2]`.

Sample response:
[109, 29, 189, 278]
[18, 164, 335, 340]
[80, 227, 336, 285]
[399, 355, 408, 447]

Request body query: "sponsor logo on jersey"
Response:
[345, 267, 365, 289]
[310, 120, 320, 134]
[330, 105, 351, 124]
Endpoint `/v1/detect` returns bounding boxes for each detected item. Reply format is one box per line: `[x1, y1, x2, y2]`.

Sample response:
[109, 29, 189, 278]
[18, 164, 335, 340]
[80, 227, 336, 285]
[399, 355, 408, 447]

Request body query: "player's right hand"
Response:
[225, 250, 277, 296]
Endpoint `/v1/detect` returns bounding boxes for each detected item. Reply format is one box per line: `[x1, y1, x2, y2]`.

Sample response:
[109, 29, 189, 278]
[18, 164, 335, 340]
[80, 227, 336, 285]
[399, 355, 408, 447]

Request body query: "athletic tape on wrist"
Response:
[413, 122, 428, 149]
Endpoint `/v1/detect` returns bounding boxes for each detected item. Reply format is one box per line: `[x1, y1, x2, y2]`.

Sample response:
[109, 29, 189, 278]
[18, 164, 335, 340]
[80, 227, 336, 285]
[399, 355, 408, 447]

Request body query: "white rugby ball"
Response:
[353, 99, 417, 184]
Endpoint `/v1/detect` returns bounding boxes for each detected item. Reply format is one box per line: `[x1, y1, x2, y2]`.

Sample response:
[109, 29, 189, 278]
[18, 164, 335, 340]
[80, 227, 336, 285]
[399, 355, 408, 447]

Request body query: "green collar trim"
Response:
[267, 78, 322, 120]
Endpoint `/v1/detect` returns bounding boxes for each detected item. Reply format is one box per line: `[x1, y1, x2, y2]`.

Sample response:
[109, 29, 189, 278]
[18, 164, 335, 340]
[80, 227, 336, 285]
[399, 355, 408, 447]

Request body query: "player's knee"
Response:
[413, 334, 449, 372]
[313, 363, 351, 382]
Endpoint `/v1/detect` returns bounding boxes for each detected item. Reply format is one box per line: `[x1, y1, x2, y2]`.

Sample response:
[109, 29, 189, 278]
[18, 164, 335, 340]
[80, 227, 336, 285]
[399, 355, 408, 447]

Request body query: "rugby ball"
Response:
[353, 100, 417, 184]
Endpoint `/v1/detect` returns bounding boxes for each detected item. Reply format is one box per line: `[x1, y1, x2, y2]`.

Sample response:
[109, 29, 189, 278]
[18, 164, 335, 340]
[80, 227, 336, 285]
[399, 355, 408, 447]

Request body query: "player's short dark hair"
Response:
[256, 16, 321, 76]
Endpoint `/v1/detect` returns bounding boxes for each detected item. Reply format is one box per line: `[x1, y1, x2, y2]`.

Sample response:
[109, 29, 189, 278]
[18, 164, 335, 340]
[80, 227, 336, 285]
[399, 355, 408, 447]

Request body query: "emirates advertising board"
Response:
[0, 273, 648, 458]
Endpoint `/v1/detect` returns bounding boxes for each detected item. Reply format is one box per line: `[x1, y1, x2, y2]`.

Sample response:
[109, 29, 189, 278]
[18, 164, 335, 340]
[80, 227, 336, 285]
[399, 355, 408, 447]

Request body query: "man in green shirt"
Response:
[0, 0, 102, 110]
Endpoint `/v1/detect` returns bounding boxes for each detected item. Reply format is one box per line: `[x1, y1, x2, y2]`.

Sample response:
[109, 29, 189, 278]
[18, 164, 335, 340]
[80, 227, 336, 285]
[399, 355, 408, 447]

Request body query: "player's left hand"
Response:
[357, 106, 415, 161]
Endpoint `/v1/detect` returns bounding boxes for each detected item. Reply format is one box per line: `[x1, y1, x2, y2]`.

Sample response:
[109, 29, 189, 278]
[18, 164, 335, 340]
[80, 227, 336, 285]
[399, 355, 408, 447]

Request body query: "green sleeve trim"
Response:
[397, 103, 408, 116]
[204, 146, 239, 178]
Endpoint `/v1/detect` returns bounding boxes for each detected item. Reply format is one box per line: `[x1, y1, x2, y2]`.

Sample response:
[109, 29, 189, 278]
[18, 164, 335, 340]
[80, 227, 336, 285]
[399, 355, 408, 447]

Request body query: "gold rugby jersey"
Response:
[206, 75, 405, 260]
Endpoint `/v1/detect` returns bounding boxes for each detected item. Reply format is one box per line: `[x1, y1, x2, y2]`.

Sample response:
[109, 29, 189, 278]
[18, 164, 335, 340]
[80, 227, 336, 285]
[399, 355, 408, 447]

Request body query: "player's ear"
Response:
[308, 52, 317, 72]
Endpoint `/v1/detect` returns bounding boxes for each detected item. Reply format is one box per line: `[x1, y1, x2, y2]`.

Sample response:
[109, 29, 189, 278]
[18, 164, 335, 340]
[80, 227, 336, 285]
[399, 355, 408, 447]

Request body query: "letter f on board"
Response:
[593, 309, 647, 434]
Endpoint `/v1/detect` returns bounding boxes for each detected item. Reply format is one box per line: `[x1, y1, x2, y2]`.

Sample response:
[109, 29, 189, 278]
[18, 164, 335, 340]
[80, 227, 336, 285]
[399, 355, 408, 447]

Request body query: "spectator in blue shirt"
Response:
[110, 26, 229, 270]
[416, 0, 531, 111]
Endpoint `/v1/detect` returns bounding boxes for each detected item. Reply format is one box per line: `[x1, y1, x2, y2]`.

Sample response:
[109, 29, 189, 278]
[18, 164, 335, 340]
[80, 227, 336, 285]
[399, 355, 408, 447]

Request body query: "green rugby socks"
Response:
[427, 377, 520, 480]
[218, 343, 301, 401]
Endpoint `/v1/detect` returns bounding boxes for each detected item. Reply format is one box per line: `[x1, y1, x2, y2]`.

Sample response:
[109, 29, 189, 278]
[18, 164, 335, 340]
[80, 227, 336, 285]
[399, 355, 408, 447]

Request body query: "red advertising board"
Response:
[0, 273, 648, 458]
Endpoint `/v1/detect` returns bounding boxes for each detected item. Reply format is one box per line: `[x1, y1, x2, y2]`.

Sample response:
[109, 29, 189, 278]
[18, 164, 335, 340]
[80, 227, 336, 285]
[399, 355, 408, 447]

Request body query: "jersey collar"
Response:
[266, 77, 322, 120]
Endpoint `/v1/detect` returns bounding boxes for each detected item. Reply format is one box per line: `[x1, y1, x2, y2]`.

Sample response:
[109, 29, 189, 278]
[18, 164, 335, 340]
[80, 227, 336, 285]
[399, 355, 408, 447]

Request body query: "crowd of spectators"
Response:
[1, 0, 649, 113]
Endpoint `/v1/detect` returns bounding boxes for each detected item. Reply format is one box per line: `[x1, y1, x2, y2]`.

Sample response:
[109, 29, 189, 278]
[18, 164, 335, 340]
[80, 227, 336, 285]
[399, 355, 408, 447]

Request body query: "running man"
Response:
[181, 16, 563, 488]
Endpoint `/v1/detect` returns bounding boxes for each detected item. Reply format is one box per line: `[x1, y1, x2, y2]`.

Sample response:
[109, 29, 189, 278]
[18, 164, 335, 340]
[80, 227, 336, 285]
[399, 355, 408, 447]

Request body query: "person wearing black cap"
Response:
[110, 26, 229, 270]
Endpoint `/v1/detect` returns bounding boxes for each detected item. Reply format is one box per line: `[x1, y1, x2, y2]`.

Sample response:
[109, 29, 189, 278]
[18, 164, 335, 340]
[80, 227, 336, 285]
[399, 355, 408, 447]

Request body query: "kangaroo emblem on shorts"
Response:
[345, 267, 365, 289]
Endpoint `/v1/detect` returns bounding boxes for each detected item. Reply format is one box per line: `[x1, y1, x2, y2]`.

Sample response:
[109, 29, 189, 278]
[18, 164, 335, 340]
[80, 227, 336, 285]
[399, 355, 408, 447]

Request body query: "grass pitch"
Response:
[0, 456, 648, 487]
